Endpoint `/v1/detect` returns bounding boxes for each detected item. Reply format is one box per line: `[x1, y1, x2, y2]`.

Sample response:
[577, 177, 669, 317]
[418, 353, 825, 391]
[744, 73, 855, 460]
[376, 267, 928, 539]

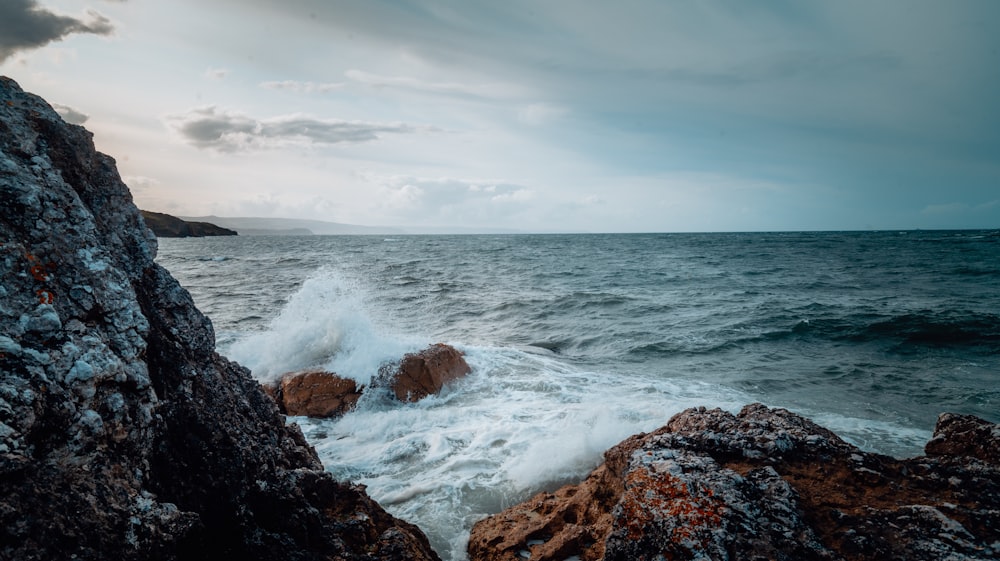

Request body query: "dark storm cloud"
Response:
[166, 106, 424, 152]
[0, 0, 114, 63]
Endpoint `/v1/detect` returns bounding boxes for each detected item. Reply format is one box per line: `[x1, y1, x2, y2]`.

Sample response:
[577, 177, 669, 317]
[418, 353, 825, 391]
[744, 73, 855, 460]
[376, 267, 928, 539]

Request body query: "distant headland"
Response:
[140, 210, 238, 238]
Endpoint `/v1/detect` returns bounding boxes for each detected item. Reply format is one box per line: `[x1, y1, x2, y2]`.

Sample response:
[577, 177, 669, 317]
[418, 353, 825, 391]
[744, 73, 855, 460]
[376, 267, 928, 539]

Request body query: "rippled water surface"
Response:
[157, 231, 1000, 560]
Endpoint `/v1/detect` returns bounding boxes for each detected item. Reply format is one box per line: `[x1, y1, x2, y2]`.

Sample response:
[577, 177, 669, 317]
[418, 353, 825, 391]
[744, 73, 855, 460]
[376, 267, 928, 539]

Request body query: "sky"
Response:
[2, 0, 999, 233]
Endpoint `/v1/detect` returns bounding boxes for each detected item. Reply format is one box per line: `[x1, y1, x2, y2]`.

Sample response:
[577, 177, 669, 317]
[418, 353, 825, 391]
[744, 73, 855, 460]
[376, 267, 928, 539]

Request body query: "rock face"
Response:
[0, 76, 438, 560]
[265, 370, 363, 418]
[376, 343, 471, 402]
[469, 404, 1000, 561]
[140, 210, 238, 238]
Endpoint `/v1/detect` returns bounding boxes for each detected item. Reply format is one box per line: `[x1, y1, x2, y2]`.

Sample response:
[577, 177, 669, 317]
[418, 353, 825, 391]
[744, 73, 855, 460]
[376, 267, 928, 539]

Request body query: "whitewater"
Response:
[155, 231, 999, 560]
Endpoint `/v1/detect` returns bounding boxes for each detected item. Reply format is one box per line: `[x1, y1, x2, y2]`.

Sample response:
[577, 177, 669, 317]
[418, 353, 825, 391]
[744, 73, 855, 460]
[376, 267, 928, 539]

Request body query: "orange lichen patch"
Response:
[23, 252, 56, 302]
[619, 467, 723, 548]
[29, 263, 50, 282]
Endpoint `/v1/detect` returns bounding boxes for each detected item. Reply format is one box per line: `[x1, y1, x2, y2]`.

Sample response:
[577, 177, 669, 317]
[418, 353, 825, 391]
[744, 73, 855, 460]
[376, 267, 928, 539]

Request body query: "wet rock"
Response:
[924, 412, 1000, 464]
[265, 370, 363, 418]
[0, 76, 439, 561]
[376, 343, 471, 402]
[469, 404, 1000, 561]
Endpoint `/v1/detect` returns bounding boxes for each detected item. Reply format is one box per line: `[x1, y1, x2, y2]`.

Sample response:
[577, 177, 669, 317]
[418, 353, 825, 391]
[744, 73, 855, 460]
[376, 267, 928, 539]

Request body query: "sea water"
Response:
[155, 231, 999, 560]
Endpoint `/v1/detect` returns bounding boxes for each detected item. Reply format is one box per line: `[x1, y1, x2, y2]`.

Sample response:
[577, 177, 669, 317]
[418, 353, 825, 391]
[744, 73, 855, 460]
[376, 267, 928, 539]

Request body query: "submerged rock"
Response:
[375, 343, 472, 402]
[468, 404, 1000, 561]
[0, 76, 438, 560]
[265, 369, 363, 418]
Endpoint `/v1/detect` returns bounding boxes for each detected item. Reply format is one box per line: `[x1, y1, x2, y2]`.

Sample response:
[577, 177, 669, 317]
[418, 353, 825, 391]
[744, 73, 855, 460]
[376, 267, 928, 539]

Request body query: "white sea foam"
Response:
[225, 269, 420, 383]
[297, 346, 750, 560]
[805, 411, 932, 458]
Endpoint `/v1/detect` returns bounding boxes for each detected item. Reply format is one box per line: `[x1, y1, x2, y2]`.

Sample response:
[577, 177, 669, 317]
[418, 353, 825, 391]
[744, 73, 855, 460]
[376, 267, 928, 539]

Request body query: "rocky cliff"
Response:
[469, 404, 1000, 561]
[140, 210, 238, 238]
[0, 76, 438, 560]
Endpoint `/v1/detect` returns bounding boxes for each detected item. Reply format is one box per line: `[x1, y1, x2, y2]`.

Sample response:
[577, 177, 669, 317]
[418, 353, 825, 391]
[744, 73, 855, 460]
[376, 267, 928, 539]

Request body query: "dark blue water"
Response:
[156, 230, 1000, 559]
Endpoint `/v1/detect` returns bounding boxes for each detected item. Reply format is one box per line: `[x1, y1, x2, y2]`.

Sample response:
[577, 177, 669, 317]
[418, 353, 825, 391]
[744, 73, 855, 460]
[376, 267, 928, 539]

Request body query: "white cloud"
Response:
[368, 174, 536, 224]
[259, 80, 344, 94]
[517, 103, 568, 126]
[164, 106, 428, 152]
[52, 102, 88, 124]
[122, 175, 159, 191]
[203, 67, 229, 80]
[345, 69, 526, 99]
[209, 193, 341, 218]
[490, 189, 534, 203]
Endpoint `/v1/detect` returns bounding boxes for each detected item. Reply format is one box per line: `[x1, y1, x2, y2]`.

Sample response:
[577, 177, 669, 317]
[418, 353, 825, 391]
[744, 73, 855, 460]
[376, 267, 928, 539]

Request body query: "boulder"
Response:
[924, 412, 1000, 464]
[0, 76, 438, 561]
[377, 343, 471, 402]
[265, 370, 363, 417]
[469, 404, 1000, 561]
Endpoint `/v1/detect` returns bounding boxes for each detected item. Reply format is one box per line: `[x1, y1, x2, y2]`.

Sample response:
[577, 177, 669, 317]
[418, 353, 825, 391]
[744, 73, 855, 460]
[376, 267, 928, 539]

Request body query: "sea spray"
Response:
[227, 268, 420, 384]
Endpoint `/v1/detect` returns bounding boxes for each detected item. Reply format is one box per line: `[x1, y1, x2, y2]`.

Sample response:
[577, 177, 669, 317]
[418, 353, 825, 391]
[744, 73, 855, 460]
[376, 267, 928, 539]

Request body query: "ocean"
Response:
[155, 230, 999, 560]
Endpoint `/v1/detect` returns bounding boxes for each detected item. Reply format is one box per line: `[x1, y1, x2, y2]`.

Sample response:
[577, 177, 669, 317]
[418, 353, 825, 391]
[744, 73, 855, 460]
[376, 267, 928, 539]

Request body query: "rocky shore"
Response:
[2, 76, 997, 561]
[468, 404, 1000, 561]
[0, 76, 437, 561]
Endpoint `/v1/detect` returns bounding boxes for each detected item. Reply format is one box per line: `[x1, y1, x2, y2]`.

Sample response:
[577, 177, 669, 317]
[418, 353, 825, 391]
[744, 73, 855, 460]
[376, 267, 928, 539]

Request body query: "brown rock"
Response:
[266, 370, 363, 417]
[377, 343, 472, 402]
[467, 463, 619, 561]
[924, 412, 1000, 464]
[469, 404, 1000, 561]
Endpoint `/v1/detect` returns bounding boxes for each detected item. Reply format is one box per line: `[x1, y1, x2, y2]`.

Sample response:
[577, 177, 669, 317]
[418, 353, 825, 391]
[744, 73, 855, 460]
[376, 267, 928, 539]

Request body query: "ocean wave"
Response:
[224, 268, 422, 383]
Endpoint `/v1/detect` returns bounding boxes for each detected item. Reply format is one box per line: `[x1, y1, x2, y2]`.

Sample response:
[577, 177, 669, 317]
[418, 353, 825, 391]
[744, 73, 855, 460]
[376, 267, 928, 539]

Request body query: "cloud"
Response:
[51, 103, 88, 125]
[922, 200, 1000, 215]
[210, 193, 341, 219]
[345, 69, 525, 99]
[0, 0, 114, 63]
[369, 174, 535, 224]
[122, 175, 159, 192]
[517, 103, 568, 125]
[921, 202, 968, 215]
[165, 106, 426, 152]
[259, 80, 344, 94]
[203, 67, 230, 80]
